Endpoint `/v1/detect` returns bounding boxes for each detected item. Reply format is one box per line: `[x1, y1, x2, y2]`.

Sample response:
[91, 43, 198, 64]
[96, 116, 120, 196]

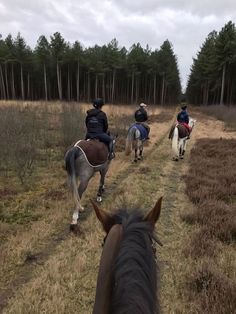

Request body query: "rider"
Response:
[177, 105, 191, 138]
[85, 98, 115, 160]
[134, 103, 150, 139]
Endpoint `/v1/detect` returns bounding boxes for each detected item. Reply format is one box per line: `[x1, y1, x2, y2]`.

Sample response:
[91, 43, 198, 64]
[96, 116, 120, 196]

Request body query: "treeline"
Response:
[187, 21, 236, 105]
[0, 33, 181, 104]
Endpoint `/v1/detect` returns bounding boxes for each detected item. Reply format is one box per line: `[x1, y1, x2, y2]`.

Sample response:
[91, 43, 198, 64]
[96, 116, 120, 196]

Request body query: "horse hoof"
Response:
[180, 156, 184, 159]
[70, 224, 80, 234]
[96, 196, 102, 202]
[137, 156, 143, 160]
[79, 206, 85, 213]
[172, 157, 178, 161]
[134, 159, 138, 163]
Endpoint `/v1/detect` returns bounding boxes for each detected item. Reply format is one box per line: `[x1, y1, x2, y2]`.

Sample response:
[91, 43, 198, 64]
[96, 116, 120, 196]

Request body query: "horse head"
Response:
[189, 117, 196, 128]
[92, 197, 163, 314]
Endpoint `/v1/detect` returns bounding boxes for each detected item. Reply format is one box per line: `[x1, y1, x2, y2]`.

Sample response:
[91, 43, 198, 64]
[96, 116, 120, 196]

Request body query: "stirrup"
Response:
[108, 152, 115, 160]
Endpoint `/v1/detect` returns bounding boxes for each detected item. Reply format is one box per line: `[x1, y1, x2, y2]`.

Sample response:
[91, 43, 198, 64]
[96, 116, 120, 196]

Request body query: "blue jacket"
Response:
[177, 110, 189, 124]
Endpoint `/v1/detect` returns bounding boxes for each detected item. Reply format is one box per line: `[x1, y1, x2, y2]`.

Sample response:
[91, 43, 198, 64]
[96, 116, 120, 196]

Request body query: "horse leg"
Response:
[70, 176, 90, 228]
[138, 142, 143, 160]
[172, 127, 179, 161]
[181, 140, 187, 158]
[134, 148, 138, 162]
[179, 139, 185, 159]
[96, 168, 107, 202]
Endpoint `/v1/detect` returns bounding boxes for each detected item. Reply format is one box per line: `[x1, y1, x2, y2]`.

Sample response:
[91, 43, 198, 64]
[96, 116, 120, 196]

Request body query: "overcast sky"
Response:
[1, 0, 236, 90]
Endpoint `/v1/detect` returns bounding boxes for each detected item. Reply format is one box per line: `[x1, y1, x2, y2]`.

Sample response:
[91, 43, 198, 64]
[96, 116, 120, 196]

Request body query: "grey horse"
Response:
[125, 124, 147, 162]
[65, 138, 115, 229]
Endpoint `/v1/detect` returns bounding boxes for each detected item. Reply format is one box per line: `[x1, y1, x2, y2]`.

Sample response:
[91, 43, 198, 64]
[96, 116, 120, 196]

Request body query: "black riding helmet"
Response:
[93, 98, 104, 109]
[181, 105, 187, 110]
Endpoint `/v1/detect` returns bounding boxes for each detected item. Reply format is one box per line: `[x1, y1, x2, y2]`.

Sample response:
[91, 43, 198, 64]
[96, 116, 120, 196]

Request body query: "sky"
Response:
[1, 0, 236, 91]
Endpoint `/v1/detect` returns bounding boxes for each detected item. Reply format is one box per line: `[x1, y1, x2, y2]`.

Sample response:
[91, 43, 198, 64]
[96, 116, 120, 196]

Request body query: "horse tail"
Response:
[65, 146, 82, 210]
[125, 127, 135, 156]
[172, 126, 179, 158]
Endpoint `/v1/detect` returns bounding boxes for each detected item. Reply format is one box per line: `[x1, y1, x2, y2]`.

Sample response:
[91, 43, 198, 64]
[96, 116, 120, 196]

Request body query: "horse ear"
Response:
[91, 200, 113, 233]
[144, 197, 163, 228]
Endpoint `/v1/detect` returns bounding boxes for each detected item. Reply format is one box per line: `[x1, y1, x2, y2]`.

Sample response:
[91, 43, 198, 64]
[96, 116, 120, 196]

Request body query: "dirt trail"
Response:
[1, 108, 235, 313]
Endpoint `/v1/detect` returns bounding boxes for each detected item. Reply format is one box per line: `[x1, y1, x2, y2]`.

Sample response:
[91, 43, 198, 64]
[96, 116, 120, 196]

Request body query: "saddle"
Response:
[75, 139, 109, 166]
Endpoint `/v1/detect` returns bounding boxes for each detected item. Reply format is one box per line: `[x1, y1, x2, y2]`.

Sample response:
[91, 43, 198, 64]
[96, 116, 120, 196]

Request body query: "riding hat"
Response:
[93, 98, 104, 108]
[181, 105, 187, 110]
[140, 103, 147, 107]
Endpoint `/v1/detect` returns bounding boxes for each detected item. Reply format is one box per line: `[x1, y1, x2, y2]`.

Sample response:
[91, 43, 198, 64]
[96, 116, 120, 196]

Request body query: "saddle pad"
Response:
[168, 124, 190, 139]
[75, 140, 109, 166]
[177, 124, 190, 138]
[130, 123, 148, 140]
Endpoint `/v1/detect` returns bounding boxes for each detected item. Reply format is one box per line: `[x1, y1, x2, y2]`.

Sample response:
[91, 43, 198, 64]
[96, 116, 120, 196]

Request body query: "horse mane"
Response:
[110, 210, 159, 314]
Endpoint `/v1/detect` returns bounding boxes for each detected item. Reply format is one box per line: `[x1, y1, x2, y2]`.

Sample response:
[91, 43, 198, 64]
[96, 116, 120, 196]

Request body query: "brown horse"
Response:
[92, 197, 163, 314]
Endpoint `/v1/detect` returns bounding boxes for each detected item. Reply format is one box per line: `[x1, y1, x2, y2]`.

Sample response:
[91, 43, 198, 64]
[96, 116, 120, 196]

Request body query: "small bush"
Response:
[0, 105, 40, 184]
[200, 105, 236, 130]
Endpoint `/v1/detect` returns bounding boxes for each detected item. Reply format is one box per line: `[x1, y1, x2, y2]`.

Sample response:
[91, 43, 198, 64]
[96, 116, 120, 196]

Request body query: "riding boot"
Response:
[108, 141, 115, 160]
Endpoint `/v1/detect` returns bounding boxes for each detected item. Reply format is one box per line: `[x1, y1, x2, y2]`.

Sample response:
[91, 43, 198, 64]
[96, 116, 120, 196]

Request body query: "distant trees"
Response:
[187, 21, 236, 105]
[0, 32, 181, 104]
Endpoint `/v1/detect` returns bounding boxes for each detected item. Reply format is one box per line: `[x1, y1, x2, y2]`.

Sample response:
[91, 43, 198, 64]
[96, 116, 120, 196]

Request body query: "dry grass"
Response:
[1, 101, 171, 313]
[182, 138, 236, 313]
[199, 104, 236, 131]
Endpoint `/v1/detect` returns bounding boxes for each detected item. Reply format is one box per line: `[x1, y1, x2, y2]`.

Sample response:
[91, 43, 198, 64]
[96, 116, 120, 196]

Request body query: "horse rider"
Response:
[134, 103, 150, 139]
[176, 105, 192, 138]
[85, 98, 115, 160]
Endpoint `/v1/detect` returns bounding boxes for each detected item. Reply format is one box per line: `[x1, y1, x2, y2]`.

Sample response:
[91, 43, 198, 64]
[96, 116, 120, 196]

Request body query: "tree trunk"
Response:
[76, 60, 80, 102]
[229, 79, 234, 104]
[27, 72, 30, 99]
[131, 72, 134, 104]
[102, 74, 105, 102]
[0, 64, 6, 99]
[220, 64, 226, 105]
[153, 74, 156, 105]
[95, 74, 98, 99]
[111, 69, 116, 103]
[87, 72, 90, 102]
[11, 63, 16, 99]
[4, 63, 9, 99]
[67, 65, 70, 101]
[43, 63, 48, 101]
[135, 75, 139, 104]
[20, 63, 25, 100]
[161, 75, 165, 105]
[57, 61, 62, 100]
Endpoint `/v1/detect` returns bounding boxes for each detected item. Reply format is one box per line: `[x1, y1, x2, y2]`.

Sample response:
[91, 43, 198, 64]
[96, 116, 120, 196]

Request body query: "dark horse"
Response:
[65, 137, 115, 229]
[92, 197, 163, 314]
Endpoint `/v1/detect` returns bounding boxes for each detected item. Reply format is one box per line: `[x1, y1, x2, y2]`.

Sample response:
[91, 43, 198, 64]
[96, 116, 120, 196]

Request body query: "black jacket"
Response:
[135, 107, 148, 122]
[85, 108, 108, 134]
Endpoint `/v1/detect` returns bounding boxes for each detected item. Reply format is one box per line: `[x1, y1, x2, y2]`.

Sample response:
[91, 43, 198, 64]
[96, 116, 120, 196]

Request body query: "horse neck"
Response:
[93, 224, 122, 314]
[111, 220, 159, 314]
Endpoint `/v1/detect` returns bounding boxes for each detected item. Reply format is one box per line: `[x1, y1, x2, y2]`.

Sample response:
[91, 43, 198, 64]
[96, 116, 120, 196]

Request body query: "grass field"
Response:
[0, 101, 235, 313]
